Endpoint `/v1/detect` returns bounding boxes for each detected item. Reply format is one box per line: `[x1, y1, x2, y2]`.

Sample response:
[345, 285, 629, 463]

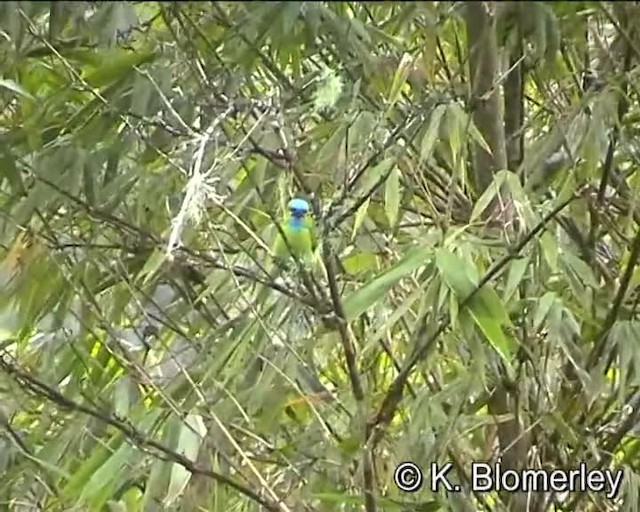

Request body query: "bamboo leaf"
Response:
[343, 244, 432, 320]
[384, 166, 401, 227]
[420, 104, 447, 161]
[165, 413, 207, 506]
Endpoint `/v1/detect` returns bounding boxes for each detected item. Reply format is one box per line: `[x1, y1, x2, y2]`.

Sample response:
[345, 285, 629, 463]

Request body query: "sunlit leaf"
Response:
[0, 78, 34, 99]
[386, 53, 413, 113]
[470, 170, 508, 223]
[165, 413, 207, 506]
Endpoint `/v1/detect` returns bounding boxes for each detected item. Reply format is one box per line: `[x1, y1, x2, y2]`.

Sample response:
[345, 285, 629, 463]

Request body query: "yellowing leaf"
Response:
[386, 53, 413, 113]
[83, 49, 155, 87]
[352, 197, 370, 240]
[341, 251, 379, 275]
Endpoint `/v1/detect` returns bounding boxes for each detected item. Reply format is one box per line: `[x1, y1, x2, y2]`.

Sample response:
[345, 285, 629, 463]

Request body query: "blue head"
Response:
[288, 198, 310, 219]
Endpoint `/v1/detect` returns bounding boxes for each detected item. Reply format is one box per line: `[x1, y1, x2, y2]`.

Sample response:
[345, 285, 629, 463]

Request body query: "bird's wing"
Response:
[304, 214, 317, 251]
[272, 222, 288, 259]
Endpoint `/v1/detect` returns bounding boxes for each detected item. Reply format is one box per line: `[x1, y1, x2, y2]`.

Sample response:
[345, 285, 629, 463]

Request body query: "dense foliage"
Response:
[1, 2, 640, 511]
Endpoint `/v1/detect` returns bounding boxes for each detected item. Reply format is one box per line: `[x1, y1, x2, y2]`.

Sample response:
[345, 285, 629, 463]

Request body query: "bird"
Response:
[248, 199, 328, 401]
[272, 198, 317, 268]
[255, 198, 319, 306]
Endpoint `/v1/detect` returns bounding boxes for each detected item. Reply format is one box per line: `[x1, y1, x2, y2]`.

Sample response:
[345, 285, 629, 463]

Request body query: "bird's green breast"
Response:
[275, 219, 313, 259]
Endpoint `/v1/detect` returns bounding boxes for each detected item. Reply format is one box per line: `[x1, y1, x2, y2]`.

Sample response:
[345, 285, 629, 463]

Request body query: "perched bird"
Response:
[255, 197, 320, 307]
[272, 198, 317, 267]
[249, 200, 327, 399]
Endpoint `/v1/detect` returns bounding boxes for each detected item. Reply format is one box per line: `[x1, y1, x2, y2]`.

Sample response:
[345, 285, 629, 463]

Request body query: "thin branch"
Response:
[0, 354, 290, 512]
[367, 187, 586, 446]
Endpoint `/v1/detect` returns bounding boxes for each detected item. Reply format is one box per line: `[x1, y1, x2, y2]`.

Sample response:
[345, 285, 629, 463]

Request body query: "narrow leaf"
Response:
[503, 255, 531, 302]
[0, 78, 34, 99]
[165, 414, 207, 505]
[384, 166, 401, 226]
[470, 171, 508, 223]
[352, 198, 370, 240]
[343, 244, 432, 320]
[420, 104, 447, 161]
[435, 248, 476, 299]
[386, 53, 413, 111]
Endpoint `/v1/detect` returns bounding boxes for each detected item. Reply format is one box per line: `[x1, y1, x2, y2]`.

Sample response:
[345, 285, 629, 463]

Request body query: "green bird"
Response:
[272, 198, 317, 267]
[256, 198, 318, 306]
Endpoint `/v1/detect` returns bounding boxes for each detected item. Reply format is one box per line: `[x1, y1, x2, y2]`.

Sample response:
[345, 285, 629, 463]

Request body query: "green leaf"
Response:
[83, 441, 139, 509]
[467, 115, 492, 156]
[165, 413, 207, 506]
[468, 289, 518, 363]
[63, 434, 120, 500]
[561, 250, 599, 288]
[142, 445, 173, 508]
[83, 159, 97, 206]
[130, 71, 154, 116]
[435, 248, 476, 299]
[49, 2, 74, 39]
[420, 103, 447, 161]
[113, 376, 132, 418]
[444, 104, 463, 163]
[364, 282, 427, 355]
[280, 2, 302, 35]
[541, 411, 580, 446]
[533, 292, 557, 330]
[384, 166, 401, 226]
[136, 249, 167, 285]
[348, 111, 377, 153]
[106, 500, 127, 512]
[539, 232, 558, 271]
[315, 125, 346, 169]
[436, 248, 516, 362]
[83, 49, 156, 87]
[360, 156, 396, 192]
[470, 170, 508, 223]
[342, 244, 432, 320]
[312, 66, 344, 111]
[0, 151, 25, 195]
[503, 255, 531, 302]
